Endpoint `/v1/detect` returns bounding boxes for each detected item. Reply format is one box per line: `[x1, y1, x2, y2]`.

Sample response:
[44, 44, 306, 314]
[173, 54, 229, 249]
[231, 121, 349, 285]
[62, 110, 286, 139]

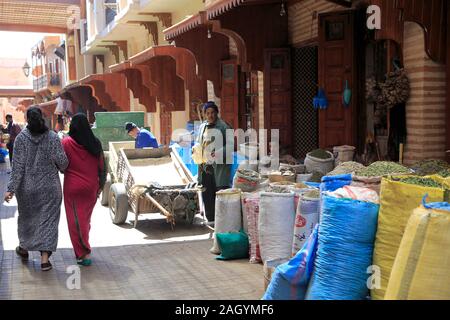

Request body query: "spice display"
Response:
[438, 169, 450, 178]
[355, 161, 410, 177]
[410, 159, 450, 176]
[265, 185, 293, 194]
[308, 149, 332, 160]
[398, 177, 442, 188]
[328, 161, 365, 176]
[307, 171, 324, 183]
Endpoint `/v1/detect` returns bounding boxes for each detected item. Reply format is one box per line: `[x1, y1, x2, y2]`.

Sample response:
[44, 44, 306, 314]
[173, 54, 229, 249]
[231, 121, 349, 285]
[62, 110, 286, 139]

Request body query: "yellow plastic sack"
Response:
[371, 175, 446, 300]
[385, 206, 450, 300]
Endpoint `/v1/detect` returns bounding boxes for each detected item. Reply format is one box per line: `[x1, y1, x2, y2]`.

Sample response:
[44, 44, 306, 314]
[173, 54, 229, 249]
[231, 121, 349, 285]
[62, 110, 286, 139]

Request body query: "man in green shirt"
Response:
[195, 102, 233, 225]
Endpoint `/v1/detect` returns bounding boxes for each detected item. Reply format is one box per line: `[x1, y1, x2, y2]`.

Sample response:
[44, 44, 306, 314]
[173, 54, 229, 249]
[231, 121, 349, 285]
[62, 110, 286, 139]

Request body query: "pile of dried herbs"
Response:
[308, 149, 332, 160]
[265, 185, 293, 194]
[410, 159, 450, 176]
[355, 161, 410, 177]
[399, 177, 442, 188]
[328, 161, 365, 176]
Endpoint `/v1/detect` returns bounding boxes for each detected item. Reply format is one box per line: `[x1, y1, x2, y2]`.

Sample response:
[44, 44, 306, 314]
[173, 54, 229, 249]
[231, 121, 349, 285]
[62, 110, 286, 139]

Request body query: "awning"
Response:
[128, 45, 207, 111]
[0, 0, 81, 33]
[206, 0, 280, 19]
[70, 73, 130, 112]
[110, 61, 157, 112]
[164, 13, 205, 41]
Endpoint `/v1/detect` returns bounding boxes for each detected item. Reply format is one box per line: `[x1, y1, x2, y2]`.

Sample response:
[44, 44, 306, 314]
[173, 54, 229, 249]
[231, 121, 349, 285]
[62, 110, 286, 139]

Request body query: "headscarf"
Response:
[69, 113, 103, 157]
[202, 101, 219, 113]
[26, 107, 48, 135]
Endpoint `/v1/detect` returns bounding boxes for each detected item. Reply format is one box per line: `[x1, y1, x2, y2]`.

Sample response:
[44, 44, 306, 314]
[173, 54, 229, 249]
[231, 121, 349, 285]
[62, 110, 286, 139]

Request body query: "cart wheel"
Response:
[101, 174, 112, 206]
[109, 183, 128, 224]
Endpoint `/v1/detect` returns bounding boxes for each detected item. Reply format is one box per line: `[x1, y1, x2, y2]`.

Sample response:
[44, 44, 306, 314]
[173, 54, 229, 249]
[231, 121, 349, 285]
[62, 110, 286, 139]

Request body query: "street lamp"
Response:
[22, 61, 31, 77]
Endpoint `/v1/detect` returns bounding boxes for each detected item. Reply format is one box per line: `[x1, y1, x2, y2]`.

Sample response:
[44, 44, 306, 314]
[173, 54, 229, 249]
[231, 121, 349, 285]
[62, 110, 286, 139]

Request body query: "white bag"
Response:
[258, 192, 296, 263]
[210, 189, 242, 254]
[292, 195, 320, 256]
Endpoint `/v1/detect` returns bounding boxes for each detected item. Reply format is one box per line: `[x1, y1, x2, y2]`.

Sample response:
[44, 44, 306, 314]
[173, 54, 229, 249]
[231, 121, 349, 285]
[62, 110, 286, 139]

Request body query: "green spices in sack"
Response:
[410, 159, 450, 176]
[356, 161, 410, 177]
[309, 149, 332, 160]
[398, 177, 442, 188]
[438, 169, 450, 178]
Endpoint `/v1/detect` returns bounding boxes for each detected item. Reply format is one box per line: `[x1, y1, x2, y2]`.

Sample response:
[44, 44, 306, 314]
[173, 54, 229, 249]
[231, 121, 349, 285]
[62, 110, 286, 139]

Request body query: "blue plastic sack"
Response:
[305, 182, 320, 189]
[320, 174, 352, 193]
[422, 194, 450, 211]
[306, 194, 379, 300]
[263, 224, 319, 300]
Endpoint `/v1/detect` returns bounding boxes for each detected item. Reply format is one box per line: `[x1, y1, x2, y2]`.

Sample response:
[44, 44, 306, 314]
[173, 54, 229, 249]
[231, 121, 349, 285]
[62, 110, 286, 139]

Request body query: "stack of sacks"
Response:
[385, 198, 450, 300]
[306, 186, 380, 300]
[371, 175, 446, 300]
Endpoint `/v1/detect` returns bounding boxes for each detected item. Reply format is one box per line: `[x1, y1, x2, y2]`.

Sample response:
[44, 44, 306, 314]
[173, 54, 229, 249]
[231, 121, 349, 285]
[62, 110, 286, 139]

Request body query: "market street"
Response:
[0, 163, 264, 300]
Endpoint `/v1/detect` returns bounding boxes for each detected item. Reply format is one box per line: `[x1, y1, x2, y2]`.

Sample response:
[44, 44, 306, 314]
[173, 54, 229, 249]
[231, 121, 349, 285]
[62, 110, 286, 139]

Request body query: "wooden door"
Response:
[220, 60, 240, 129]
[318, 10, 356, 149]
[264, 48, 292, 152]
[160, 104, 172, 146]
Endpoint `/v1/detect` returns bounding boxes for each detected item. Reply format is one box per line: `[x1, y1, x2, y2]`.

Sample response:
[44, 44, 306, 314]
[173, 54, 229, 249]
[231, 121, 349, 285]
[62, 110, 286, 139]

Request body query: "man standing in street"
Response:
[125, 122, 159, 149]
[194, 101, 232, 226]
[1, 114, 22, 166]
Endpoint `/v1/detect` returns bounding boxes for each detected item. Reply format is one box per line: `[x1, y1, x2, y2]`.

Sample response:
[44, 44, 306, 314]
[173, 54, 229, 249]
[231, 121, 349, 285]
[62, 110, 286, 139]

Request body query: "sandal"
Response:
[41, 262, 53, 271]
[15, 246, 29, 260]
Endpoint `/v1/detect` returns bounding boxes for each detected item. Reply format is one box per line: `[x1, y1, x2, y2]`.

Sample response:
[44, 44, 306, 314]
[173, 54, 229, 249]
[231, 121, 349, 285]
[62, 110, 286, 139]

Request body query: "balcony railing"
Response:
[33, 73, 62, 92]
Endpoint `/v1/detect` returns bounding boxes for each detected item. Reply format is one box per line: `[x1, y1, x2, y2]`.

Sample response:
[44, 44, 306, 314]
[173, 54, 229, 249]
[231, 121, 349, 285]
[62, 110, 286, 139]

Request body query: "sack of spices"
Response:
[242, 192, 262, 264]
[210, 189, 242, 255]
[304, 149, 335, 175]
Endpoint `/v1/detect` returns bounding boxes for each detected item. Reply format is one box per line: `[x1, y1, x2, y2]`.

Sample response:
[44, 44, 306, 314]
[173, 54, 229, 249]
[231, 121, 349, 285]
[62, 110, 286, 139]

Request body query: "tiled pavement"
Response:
[0, 161, 264, 300]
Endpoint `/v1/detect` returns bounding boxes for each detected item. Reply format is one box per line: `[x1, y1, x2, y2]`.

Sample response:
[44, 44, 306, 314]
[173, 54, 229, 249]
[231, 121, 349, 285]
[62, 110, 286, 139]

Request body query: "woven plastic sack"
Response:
[306, 194, 380, 300]
[263, 225, 319, 300]
[371, 176, 446, 300]
[320, 174, 352, 193]
[327, 185, 380, 204]
[259, 192, 296, 263]
[292, 194, 320, 256]
[385, 201, 450, 300]
[210, 189, 242, 255]
[232, 169, 261, 192]
[242, 192, 261, 263]
[304, 151, 334, 175]
[351, 175, 382, 195]
[216, 230, 249, 261]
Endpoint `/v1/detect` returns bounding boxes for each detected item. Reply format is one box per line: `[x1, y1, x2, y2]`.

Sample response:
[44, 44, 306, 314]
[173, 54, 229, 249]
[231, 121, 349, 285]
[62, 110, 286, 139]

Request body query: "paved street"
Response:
[0, 162, 264, 300]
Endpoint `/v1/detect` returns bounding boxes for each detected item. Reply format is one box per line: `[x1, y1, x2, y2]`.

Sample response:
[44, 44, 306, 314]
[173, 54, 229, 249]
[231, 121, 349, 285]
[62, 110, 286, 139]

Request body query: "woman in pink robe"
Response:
[62, 113, 106, 266]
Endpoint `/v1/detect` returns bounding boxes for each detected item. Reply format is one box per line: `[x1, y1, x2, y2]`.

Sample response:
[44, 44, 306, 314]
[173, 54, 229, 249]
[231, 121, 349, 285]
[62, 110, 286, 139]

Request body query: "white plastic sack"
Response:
[259, 192, 296, 263]
[242, 192, 261, 263]
[210, 189, 243, 254]
[327, 185, 379, 204]
[292, 195, 320, 256]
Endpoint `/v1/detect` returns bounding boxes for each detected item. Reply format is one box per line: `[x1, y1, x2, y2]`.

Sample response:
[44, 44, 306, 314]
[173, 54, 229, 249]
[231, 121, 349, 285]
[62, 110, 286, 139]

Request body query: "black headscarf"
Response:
[26, 107, 49, 135]
[69, 113, 103, 157]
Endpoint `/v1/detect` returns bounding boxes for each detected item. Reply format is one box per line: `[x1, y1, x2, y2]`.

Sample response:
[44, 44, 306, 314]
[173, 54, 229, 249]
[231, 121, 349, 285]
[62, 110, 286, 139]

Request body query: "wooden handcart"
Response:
[103, 141, 202, 228]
